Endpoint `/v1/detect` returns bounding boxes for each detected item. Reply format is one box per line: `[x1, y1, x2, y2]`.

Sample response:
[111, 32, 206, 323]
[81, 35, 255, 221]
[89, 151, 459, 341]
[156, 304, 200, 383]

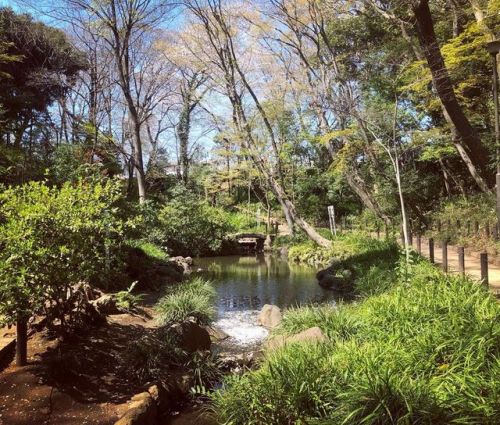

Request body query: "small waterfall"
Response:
[214, 309, 268, 346]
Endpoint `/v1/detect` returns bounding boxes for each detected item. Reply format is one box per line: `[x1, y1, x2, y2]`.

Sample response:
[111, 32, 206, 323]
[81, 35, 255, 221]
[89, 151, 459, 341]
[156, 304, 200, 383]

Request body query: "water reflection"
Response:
[197, 254, 335, 315]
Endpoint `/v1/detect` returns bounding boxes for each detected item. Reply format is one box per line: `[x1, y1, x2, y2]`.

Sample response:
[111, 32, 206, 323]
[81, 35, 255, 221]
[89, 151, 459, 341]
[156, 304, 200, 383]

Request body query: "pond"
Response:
[196, 255, 335, 348]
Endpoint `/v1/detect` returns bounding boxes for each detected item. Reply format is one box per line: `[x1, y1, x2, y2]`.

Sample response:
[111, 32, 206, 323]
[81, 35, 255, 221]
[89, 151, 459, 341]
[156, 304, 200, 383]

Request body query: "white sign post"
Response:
[328, 205, 337, 237]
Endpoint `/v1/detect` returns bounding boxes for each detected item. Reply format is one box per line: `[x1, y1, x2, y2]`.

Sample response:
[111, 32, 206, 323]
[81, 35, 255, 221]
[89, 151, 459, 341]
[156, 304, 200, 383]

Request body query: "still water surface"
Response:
[196, 255, 335, 347]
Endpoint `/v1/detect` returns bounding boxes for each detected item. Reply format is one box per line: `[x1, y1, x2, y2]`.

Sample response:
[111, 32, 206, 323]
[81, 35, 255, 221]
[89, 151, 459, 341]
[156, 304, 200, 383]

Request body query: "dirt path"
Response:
[0, 297, 162, 425]
[414, 237, 500, 295]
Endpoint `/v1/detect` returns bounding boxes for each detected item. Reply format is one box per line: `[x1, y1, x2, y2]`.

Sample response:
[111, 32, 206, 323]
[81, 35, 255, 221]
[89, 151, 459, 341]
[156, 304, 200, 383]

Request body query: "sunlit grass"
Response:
[211, 261, 500, 424]
[155, 277, 216, 326]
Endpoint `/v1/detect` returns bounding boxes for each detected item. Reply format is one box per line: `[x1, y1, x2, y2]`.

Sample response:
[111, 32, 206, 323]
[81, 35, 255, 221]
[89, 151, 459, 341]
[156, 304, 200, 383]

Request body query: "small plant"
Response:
[155, 277, 216, 326]
[115, 281, 144, 311]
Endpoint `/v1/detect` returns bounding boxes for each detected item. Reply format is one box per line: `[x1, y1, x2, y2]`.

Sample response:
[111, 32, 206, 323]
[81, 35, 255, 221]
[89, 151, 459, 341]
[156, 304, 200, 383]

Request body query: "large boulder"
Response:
[316, 263, 355, 291]
[205, 326, 230, 341]
[171, 319, 211, 352]
[257, 304, 282, 329]
[266, 326, 327, 351]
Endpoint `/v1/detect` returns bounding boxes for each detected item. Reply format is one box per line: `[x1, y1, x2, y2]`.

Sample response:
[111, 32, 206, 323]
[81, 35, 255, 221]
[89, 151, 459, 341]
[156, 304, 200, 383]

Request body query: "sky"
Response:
[1, 0, 219, 163]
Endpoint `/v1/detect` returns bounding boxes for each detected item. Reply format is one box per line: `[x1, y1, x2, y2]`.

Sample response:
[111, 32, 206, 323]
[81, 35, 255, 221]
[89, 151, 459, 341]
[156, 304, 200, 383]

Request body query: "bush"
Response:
[211, 262, 500, 424]
[154, 187, 232, 256]
[288, 233, 398, 268]
[0, 179, 125, 328]
[156, 277, 216, 326]
[427, 193, 497, 253]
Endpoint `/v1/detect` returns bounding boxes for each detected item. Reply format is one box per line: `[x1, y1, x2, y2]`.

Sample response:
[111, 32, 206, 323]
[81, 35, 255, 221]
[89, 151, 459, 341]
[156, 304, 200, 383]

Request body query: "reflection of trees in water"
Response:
[197, 255, 335, 310]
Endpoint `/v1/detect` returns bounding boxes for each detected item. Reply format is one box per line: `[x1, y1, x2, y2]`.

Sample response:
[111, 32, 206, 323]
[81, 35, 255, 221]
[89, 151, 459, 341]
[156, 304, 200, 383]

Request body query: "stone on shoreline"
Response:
[257, 304, 282, 329]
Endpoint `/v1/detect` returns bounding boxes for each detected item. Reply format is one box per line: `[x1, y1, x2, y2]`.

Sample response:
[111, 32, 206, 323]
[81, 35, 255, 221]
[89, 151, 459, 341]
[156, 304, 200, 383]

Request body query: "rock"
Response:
[257, 304, 282, 329]
[219, 351, 260, 373]
[115, 392, 157, 425]
[172, 373, 193, 396]
[169, 257, 193, 276]
[266, 326, 327, 351]
[316, 263, 355, 291]
[90, 294, 119, 315]
[205, 326, 230, 341]
[171, 320, 211, 352]
[148, 384, 171, 414]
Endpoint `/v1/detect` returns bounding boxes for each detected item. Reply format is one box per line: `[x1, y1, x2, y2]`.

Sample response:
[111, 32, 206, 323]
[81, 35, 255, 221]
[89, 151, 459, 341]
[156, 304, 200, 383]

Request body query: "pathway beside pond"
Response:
[411, 236, 500, 296]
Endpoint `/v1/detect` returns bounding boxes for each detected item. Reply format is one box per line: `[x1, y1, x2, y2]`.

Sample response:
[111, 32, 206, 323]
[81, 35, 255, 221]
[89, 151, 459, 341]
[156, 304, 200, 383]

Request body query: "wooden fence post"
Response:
[458, 246, 465, 276]
[442, 240, 448, 272]
[429, 238, 435, 263]
[480, 252, 489, 286]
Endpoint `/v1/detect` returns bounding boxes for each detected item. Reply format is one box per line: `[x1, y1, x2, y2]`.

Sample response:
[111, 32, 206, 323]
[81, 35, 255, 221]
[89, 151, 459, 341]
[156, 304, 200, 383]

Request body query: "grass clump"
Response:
[211, 260, 500, 424]
[126, 239, 168, 261]
[156, 277, 216, 326]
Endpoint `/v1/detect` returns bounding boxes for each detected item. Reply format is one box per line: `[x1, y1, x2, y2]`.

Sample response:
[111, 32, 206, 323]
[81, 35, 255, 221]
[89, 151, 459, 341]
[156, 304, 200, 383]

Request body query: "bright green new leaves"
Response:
[0, 179, 125, 326]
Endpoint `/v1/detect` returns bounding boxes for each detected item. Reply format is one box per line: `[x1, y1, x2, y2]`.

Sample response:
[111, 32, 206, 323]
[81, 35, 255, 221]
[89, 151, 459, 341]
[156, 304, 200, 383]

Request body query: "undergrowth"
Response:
[211, 258, 500, 424]
[155, 277, 216, 326]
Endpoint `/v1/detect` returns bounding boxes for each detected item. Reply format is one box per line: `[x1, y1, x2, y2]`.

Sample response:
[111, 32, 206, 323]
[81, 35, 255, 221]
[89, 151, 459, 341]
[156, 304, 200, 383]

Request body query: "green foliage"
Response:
[155, 277, 216, 326]
[0, 178, 125, 326]
[115, 281, 144, 311]
[126, 239, 168, 262]
[212, 262, 500, 424]
[225, 208, 267, 234]
[121, 327, 186, 382]
[153, 187, 232, 256]
[427, 193, 497, 252]
[288, 233, 397, 267]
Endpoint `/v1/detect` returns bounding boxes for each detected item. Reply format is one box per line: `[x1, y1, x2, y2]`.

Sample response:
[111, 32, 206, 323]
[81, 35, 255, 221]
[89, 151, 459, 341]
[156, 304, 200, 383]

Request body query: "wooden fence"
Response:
[337, 217, 498, 289]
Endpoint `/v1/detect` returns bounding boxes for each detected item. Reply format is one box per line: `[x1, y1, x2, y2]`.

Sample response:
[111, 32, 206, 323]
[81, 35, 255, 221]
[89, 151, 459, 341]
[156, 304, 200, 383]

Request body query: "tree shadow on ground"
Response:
[33, 320, 152, 404]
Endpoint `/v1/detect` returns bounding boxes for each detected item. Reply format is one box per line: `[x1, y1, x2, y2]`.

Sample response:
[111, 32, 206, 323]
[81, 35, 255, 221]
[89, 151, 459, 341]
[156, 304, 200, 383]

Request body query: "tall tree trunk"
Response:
[130, 116, 146, 203]
[177, 103, 190, 184]
[413, 0, 491, 189]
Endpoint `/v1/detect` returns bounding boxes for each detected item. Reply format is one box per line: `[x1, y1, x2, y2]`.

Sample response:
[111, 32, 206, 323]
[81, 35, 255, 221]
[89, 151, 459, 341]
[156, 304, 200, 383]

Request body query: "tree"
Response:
[0, 178, 125, 365]
[54, 0, 175, 203]
[366, 0, 492, 192]
[184, 0, 332, 247]
[0, 7, 86, 182]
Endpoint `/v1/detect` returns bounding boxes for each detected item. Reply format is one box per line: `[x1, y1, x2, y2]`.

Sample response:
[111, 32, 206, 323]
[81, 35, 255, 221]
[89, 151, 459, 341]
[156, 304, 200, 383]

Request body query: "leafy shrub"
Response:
[212, 262, 500, 424]
[225, 209, 267, 234]
[126, 239, 168, 261]
[121, 327, 185, 382]
[156, 277, 216, 326]
[427, 193, 497, 253]
[154, 187, 232, 256]
[288, 233, 397, 267]
[0, 179, 125, 330]
[123, 242, 181, 290]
